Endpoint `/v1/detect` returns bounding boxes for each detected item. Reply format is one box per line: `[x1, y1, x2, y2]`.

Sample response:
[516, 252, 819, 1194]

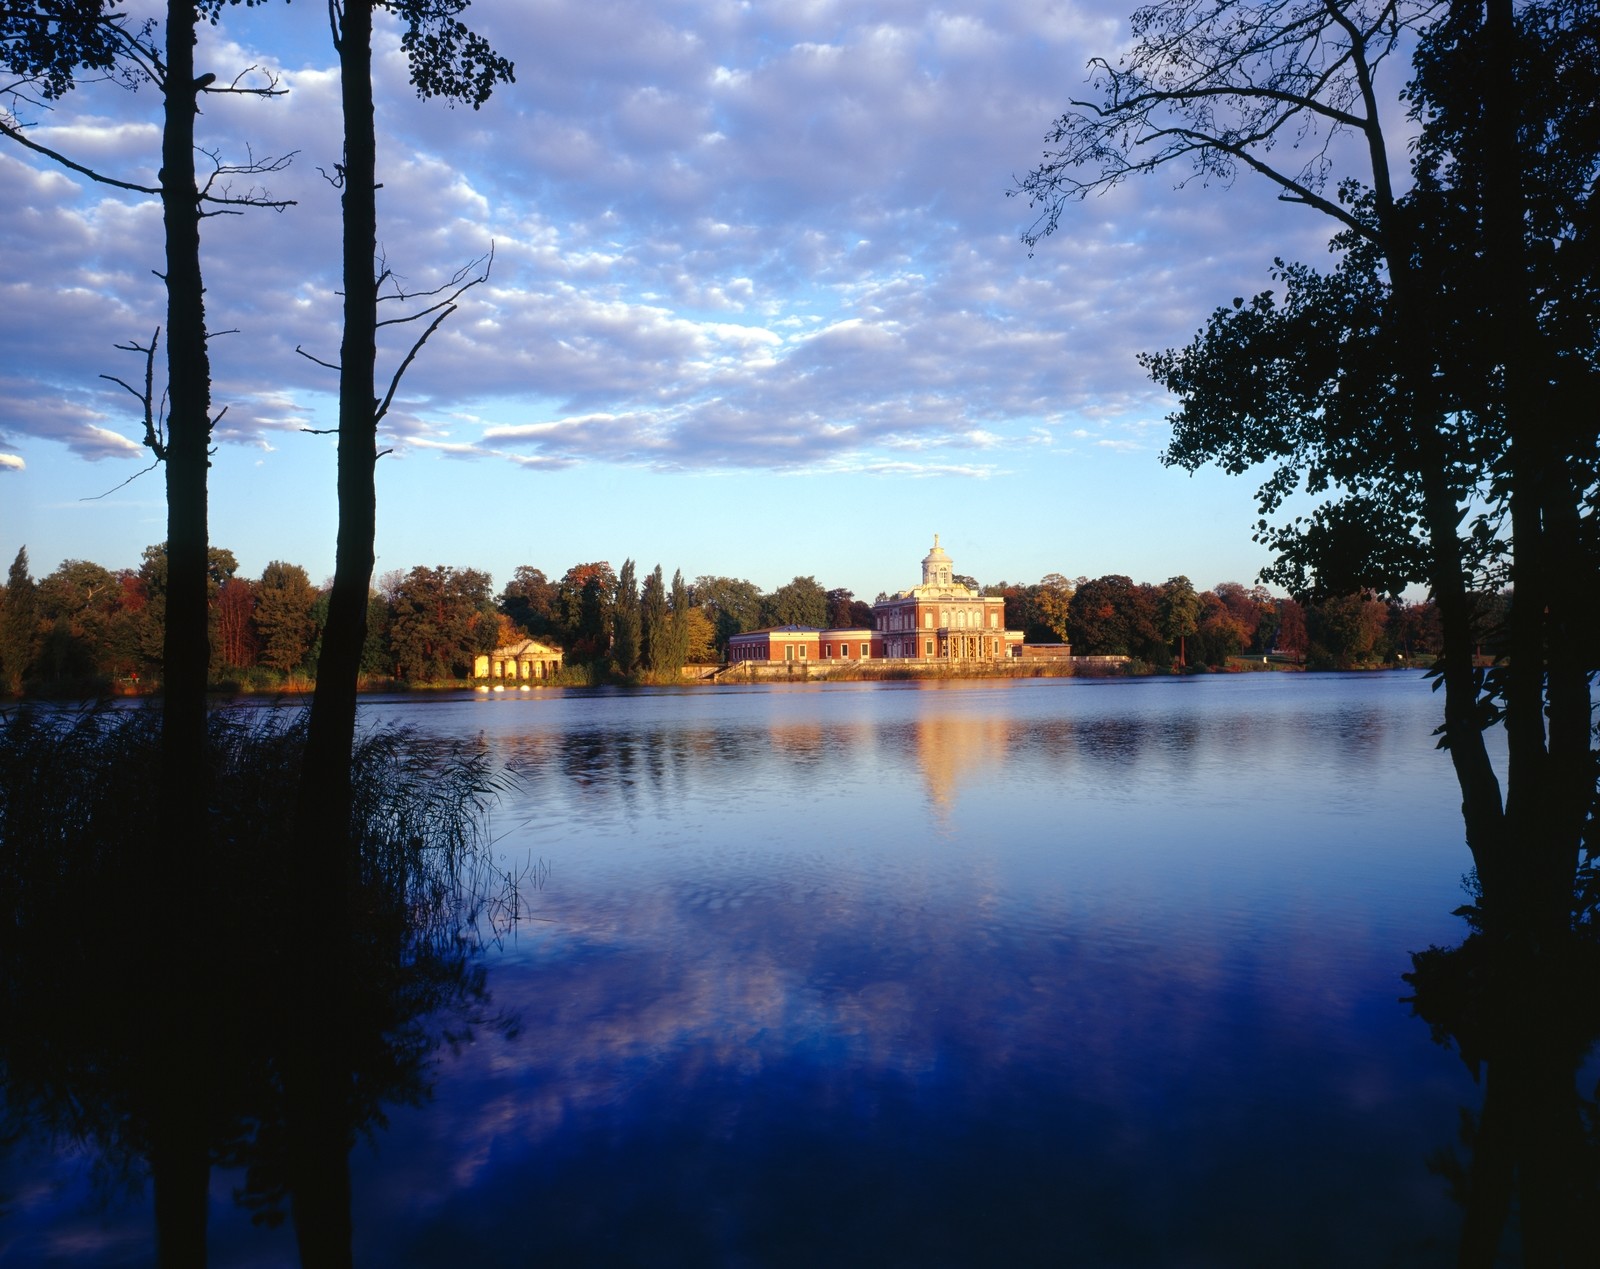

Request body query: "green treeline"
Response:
[0, 543, 1494, 696]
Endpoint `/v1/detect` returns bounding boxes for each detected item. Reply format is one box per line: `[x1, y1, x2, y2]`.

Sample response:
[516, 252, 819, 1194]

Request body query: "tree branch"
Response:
[0, 115, 159, 193]
[99, 329, 165, 460]
[81, 457, 161, 501]
[296, 345, 342, 372]
[376, 253, 491, 327]
[204, 66, 288, 98]
[371, 247, 494, 426]
[196, 143, 298, 211]
[375, 305, 456, 426]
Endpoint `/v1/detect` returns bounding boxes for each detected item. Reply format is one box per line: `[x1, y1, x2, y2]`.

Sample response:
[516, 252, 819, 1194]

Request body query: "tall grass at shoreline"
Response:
[0, 704, 524, 1227]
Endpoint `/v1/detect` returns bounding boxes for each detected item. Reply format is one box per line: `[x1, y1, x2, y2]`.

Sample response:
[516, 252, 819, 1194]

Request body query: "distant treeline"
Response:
[0, 544, 1503, 696]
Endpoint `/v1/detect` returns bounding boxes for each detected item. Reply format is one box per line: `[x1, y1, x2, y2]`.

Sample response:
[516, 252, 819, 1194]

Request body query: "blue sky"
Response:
[2, 0, 1384, 600]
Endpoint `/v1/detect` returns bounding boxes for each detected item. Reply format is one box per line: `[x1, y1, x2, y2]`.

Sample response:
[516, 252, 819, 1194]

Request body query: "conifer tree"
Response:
[667, 569, 691, 673]
[612, 559, 641, 676]
[1, 547, 38, 695]
[641, 565, 669, 674]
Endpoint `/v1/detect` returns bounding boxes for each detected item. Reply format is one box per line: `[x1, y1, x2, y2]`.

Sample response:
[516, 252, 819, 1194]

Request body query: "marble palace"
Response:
[727, 536, 1023, 666]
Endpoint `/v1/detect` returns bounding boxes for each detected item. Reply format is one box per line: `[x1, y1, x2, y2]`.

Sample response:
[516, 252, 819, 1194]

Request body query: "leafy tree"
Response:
[387, 565, 493, 680]
[34, 558, 152, 682]
[1157, 576, 1201, 667]
[825, 588, 859, 629]
[993, 577, 1072, 643]
[1193, 591, 1250, 666]
[1034, 573, 1074, 643]
[992, 581, 1035, 639]
[1067, 575, 1162, 658]
[693, 575, 764, 653]
[254, 561, 318, 674]
[1306, 592, 1389, 668]
[683, 606, 717, 664]
[498, 566, 557, 637]
[134, 541, 239, 675]
[762, 576, 828, 629]
[1276, 598, 1309, 659]
[1210, 583, 1258, 648]
[1, 547, 38, 694]
[611, 559, 641, 676]
[552, 562, 615, 664]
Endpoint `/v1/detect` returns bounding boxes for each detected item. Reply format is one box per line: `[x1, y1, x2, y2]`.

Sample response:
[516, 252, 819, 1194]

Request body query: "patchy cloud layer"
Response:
[5, 0, 1342, 487]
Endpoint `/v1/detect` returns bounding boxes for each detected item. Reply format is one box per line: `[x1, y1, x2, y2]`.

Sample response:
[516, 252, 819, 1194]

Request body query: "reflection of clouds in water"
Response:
[344, 856, 1464, 1269]
[438, 864, 1409, 1163]
[334, 677, 1475, 1263]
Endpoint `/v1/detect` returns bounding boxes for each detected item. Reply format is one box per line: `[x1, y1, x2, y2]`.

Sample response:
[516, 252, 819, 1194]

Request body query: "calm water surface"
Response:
[6, 673, 1489, 1265]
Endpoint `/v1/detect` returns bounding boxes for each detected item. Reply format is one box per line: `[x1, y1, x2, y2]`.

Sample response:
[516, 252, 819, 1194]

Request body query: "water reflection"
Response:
[0, 708, 511, 1263]
[1406, 905, 1600, 1264]
[6, 676, 1558, 1264]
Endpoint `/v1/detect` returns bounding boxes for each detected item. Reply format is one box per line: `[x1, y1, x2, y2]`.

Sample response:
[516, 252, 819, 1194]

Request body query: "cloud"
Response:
[5, 0, 1348, 483]
[0, 453, 24, 472]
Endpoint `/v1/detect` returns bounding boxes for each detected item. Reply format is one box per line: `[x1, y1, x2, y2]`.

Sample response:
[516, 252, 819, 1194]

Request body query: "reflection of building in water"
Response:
[914, 711, 1013, 820]
[727, 536, 1024, 665]
[474, 638, 564, 681]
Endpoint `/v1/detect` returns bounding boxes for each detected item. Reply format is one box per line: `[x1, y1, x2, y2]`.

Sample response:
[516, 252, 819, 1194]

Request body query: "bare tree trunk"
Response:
[287, 4, 375, 1262]
[161, 0, 212, 780]
[152, 0, 214, 1259]
[302, 0, 377, 836]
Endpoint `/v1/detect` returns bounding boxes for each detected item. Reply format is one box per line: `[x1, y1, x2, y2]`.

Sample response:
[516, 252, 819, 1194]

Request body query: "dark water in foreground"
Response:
[4, 674, 1494, 1264]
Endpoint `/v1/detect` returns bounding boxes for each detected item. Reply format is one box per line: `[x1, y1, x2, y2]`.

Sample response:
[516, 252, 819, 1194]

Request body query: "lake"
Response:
[3, 673, 1493, 1265]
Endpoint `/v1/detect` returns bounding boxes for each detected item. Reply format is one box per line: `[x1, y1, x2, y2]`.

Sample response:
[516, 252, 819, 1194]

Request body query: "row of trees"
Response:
[1046, 574, 1464, 670]
[3, 542, 1486, 693]
[0, 546, 497, 687]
